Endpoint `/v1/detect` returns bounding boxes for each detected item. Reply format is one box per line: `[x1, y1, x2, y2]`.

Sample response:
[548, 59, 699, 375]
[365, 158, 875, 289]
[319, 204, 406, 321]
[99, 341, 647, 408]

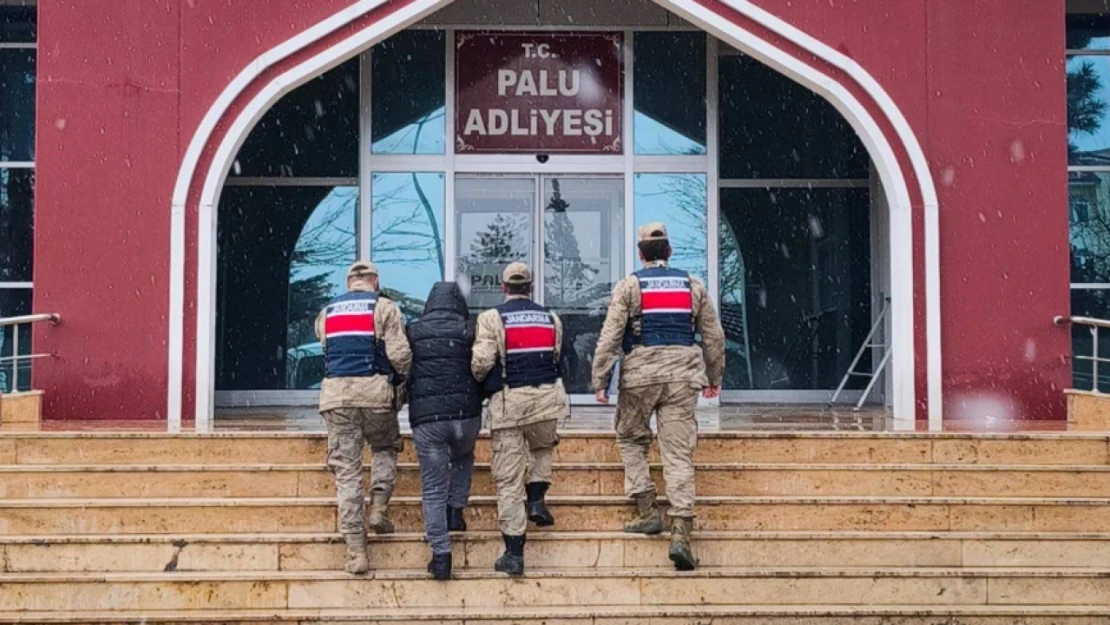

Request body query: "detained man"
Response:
[406, 282, 483, 580]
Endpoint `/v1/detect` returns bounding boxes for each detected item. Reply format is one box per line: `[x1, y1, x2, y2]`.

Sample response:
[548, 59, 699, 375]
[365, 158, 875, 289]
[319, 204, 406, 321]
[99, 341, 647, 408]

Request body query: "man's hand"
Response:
[595, 389, 610, 405]
[702, 385, 721, 399]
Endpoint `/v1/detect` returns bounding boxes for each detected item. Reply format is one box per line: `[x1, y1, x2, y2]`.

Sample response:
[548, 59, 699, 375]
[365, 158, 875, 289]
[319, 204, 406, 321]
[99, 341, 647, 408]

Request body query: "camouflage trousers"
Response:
[490, 419, 559, 536]
[321, 407, 402, 536]
[615, 383, 699, 518]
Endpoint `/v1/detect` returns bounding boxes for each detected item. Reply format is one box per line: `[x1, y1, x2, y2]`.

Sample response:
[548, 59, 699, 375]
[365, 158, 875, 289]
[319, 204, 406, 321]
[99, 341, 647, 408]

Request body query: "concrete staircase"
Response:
[1, 431, 1109, 623]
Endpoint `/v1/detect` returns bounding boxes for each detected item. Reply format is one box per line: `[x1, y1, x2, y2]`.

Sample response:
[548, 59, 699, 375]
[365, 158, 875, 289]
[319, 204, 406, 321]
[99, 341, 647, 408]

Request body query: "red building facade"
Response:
[3, 0, 1083, 427]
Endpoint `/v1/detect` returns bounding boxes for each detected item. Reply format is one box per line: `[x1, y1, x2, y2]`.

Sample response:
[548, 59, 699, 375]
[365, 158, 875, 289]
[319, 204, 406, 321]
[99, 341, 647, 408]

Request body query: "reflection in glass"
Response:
[543, 178, 623, 393]
[231, 59, 359, 178]
[216, 186, 357, 390]
[0, 288, 31, 393]
[1069, 172, 1110, 284]
[455, 177, 536, 314]
[372, 30, 446, 155]
[1068, 14, 1110, 52]
[1071, 289, 1110, 393]
[0, 168, 32, 282]
[719, 55, 867, 179]
[634, 32, 706, 155]
[0, 49, 35, 162]
[371, 173, 445, 321]
[0, 6, 35, 43]
[719, 188, 871, 390]
[1068, 55, 1110, 166]
[633, 174, 707, 284]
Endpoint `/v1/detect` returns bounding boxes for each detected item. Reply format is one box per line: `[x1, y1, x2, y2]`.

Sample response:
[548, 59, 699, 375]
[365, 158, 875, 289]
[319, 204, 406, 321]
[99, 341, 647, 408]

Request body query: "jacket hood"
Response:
[423, 281, 469, 317]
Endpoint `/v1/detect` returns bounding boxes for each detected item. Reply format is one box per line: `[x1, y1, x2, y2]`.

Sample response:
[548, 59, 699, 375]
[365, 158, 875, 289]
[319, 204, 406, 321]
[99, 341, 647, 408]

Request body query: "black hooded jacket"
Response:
[405, 282, 483, 427]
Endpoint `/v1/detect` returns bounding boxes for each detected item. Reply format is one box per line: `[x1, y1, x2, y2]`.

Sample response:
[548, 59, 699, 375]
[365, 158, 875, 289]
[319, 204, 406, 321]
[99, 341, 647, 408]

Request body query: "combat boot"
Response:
[623, 491, 664, 535]
[367, 491, 395, 535]
[343, 533, 370, 575]
[525, 482, 555, 527]
[668, 517, 698, 571]
[493, 534, 525, 576]
[447, 506, 467, 532]
[427, 552, 452, 581]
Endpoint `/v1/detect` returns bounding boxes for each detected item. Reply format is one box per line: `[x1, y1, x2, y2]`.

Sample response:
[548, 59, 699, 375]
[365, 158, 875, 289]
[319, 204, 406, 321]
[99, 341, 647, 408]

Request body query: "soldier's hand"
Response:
[702, 386, 721, 399]
[595, 389, 609, 404]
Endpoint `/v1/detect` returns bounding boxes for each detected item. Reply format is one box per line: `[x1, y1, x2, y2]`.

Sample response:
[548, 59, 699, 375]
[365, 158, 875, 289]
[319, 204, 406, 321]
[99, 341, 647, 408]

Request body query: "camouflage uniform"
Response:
[592, 235, 725, 522]
[315, 275, 412, 541]
[472, 294, 568, 537]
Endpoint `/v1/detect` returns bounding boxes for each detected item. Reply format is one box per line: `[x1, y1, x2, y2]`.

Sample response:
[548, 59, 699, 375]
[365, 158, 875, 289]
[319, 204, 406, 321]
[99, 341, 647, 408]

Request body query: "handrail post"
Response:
[1095, 327, 1101, 393]
[11, 326, 18, 392]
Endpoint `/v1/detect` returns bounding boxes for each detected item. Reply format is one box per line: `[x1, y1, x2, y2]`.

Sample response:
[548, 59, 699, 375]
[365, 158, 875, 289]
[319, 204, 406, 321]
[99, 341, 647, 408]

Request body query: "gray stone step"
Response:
[4, 431, 1107, 466]
[3, 531, 1110, 573]
[4, 495, 1110, 535]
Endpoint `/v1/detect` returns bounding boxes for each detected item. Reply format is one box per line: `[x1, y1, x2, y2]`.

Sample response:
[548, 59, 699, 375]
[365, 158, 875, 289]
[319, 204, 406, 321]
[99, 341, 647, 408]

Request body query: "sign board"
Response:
[455, 32, 623, 154]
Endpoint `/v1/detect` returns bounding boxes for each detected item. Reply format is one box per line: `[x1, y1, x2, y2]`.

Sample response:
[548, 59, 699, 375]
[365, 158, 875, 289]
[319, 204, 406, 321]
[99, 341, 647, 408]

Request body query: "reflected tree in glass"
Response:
[371, 173, 445, 321]
[632, 173, 708, 283]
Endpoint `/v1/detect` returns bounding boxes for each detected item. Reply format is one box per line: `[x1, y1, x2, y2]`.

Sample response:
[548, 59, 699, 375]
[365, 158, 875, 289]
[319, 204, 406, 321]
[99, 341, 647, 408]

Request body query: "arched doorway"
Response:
[172, 0, 939, 430]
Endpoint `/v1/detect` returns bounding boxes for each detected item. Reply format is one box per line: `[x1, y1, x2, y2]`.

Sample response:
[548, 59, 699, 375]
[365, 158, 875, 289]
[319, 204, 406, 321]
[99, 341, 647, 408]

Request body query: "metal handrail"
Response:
[0, 313, 60, 328]
[0, 313, 61, 393]
[1055, 315, 1110, 394]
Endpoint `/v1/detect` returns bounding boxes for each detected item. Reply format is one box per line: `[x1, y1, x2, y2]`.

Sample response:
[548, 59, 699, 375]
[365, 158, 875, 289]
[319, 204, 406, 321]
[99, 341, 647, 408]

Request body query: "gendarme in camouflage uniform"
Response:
[315, 260, 412, 575]
[591, 222, 725, 571]
[472, 262, 569, 576]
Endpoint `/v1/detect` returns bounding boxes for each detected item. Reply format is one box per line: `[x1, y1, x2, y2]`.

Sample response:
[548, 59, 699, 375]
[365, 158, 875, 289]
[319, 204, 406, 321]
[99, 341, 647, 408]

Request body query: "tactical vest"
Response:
[484, 299, 559, 395]
[322, 291, 392, 378]
[622, 266, 696, 353]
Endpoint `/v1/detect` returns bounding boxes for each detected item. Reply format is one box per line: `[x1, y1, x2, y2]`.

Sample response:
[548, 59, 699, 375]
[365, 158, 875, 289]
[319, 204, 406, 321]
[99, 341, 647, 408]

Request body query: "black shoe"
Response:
[447, 506, 467, 532]
[427, 553, 452, 581]
[493, 534, 525, 576]
[525, 482, 555, 527]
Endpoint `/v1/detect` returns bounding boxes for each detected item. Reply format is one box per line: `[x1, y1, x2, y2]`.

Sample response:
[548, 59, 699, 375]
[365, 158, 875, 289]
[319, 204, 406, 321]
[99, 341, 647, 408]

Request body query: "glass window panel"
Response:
[633, 173, 707, 283]
[1068, 14, 1110, 51]
[543, 177, 624, 394]
[0, 48, 35, 162]
[0, 288, 32, 393]
[634, 32, 706, 155]
[1069, 171, 1110, 283]
[1067, 55, 1110, 166]
[455, 177, 536, 314]
[216, 186, 357, 390]
[719, 187, 872, 390]
[719, 55, 868, 179]
[371, 172, 446, 321]
[1071, 288, 1110, 393]
[0, 5, 35, 43]
[0, 168, 33, 282]
[372, 30, 446, 155]
[230, 59, 359, 177]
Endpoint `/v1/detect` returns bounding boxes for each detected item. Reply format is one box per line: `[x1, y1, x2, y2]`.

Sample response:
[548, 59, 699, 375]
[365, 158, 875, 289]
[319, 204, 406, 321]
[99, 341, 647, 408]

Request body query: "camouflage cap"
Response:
[637, 222, 669, 243]
[346, 260, 378, 280]
[502, 261, 533, 284]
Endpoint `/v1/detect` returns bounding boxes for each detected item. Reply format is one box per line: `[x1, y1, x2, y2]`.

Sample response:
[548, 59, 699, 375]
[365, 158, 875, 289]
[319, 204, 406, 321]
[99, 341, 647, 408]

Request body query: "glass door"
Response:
[455, 174, 624, 401]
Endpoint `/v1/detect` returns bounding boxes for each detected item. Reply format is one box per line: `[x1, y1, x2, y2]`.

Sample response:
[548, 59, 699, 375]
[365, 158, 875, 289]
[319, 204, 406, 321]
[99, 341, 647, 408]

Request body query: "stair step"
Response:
[3, 605, 1110, 624]
[0, 568, 1108, 611]
[5, 496, 1110, 535]
[4, 432, 1108, 466]
[6, 463, 1110, 498]
[3, 531, 1110, 572]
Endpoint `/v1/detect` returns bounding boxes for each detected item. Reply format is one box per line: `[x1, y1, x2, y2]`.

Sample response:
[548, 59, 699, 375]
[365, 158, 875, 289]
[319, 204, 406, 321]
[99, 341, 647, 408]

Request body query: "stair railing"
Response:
[1054, 315, 1110, 394]
[0, 313, 61, 393]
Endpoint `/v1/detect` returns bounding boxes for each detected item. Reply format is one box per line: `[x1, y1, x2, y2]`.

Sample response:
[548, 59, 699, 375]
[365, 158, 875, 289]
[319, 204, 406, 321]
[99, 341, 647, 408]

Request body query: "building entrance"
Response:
[455, 175, 624, 397]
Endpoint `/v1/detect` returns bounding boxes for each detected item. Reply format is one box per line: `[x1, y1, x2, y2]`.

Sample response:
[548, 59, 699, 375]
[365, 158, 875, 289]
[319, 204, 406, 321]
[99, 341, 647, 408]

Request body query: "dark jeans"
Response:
[412, 416, 482, 555]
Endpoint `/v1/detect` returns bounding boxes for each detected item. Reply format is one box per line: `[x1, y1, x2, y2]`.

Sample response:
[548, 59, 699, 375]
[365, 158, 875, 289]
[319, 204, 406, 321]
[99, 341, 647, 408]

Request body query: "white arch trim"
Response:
[717, 0, 942, 426]
[170, 0, 942, 431]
